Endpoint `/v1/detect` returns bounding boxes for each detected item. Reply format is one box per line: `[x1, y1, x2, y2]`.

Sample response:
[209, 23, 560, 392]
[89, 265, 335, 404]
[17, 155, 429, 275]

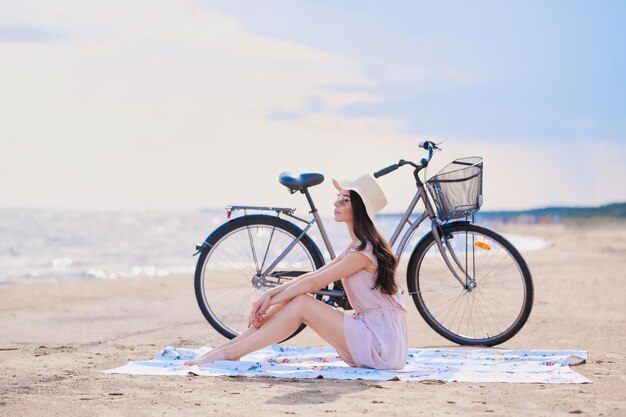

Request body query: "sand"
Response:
[1, 220, 625, 416]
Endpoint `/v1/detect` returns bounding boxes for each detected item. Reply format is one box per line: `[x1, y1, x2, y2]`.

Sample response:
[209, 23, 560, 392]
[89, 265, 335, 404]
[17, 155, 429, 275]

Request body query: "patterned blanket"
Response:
[103, 345, 591, 383]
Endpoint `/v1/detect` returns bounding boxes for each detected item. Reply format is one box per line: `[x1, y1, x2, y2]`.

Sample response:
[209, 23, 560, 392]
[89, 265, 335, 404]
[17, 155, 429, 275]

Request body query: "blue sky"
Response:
[0, 0, 624, 213]
[209, 0, 626, 141]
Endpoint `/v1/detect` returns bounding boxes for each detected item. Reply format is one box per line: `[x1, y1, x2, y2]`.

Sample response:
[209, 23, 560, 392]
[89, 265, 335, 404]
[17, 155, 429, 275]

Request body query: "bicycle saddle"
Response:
[278, 172, 324, 192]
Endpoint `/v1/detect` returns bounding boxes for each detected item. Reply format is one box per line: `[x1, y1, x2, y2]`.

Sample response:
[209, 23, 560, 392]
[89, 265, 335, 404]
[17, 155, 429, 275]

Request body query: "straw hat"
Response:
[332, 174, 388, 223]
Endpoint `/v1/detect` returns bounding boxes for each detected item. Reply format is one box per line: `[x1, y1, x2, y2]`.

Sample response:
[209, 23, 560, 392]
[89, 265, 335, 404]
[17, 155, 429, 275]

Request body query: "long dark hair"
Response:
[349, 190, 399, 295]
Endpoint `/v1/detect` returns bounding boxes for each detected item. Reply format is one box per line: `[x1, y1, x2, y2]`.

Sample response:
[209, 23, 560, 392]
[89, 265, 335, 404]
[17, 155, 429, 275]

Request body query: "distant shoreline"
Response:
[378, 202, 626, 222]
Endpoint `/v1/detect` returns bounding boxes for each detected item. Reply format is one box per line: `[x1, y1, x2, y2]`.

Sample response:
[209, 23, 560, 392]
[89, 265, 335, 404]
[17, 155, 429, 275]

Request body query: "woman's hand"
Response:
[251, 313, 266, 329]
[248, 292, 271, 328]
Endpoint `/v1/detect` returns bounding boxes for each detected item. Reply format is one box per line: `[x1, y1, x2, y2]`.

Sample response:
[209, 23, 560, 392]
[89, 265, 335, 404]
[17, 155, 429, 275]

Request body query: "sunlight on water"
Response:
[0, 208, 548, 285]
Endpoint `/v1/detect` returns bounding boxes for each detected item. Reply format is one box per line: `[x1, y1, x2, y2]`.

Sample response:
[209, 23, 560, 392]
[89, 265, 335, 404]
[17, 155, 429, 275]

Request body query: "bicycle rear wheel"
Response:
[407, 223, 533, 346]
[194, 214, 325, 340]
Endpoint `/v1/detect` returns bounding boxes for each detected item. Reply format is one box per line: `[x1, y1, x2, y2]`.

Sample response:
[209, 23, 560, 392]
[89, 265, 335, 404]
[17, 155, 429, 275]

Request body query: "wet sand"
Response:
[1, 220, 625, 416]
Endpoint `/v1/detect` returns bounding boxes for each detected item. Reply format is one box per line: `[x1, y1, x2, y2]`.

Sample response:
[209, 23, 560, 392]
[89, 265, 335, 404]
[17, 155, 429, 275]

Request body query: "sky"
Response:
[1, 0, 624, 216]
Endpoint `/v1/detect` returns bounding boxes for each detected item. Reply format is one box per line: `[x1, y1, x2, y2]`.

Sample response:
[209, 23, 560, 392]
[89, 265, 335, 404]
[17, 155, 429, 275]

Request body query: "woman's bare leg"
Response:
[187, 294, 349, 366]
[185, 302, 288, 365]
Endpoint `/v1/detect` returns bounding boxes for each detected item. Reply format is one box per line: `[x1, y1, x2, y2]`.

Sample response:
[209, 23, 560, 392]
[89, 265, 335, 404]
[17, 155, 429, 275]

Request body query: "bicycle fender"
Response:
[192, 214, 323, 263]
[192, 215, 268, 256]
[406, 220, 471, 291]
[411, 220, 470, 252]
[193, 218, 238, 256]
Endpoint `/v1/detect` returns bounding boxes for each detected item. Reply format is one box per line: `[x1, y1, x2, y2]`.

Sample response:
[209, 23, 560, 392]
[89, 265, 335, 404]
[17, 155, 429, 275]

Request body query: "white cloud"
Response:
[1, 1, 623, 214]
[0, 0, 391, 212]
[424, 138, 626, 211]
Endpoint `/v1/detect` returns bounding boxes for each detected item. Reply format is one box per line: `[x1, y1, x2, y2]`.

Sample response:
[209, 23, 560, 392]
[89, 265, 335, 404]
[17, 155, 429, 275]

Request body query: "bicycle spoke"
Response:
[476, 288, 523, 317]
[198, 220, 320, 337]
[465, 292, 477, 338]
[244, 224, 260, 273]
[417, 284, 467, 294]
[420, 287, 465, 313]
[434, 290, 467, 326]
[413, 224, 532, 345]
[260, 224, 278, 273]
[473, 289, 509, 335]
[471, 292, 496, 338]
[456, 290, 472, 335]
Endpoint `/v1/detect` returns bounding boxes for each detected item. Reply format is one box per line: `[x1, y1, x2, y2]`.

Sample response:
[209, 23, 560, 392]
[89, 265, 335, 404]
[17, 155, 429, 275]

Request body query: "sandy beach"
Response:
[1, 220, 625, 416]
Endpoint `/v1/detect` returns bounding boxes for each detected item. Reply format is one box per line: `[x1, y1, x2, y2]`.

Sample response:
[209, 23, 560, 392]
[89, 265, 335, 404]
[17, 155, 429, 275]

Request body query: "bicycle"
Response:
[192, 141, 533, 346]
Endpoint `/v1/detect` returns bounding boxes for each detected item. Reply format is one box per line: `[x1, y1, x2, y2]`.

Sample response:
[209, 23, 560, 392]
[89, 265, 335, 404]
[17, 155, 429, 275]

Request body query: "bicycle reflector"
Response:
[226, 207, 232, 219]
[475, 241, 492, 250]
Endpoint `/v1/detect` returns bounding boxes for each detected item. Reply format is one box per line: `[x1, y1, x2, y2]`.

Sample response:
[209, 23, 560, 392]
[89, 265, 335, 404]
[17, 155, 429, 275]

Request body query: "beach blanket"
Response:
[103, 345, 591, 383]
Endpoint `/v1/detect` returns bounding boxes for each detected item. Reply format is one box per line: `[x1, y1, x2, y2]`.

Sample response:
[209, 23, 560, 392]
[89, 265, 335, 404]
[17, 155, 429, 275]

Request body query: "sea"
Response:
[0, 207, 548, 286]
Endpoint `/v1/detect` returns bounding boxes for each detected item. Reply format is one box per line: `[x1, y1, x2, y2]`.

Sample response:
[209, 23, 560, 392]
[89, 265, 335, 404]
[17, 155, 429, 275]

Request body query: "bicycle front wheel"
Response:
[194, 214, 325, 340]
[407, 223, 533, 346]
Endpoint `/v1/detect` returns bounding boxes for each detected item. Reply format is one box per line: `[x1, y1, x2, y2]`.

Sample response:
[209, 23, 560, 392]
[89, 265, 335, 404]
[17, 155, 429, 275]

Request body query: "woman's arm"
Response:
[248, 254, 345, 326]
[263, 254, 343, 298]
[266, 252, 371, 307]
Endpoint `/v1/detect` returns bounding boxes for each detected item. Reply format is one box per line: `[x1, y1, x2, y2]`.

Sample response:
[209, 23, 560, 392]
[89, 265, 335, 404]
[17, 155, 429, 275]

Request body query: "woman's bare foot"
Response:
[183, 348, 238, 367]
[184, 353, 221, 367]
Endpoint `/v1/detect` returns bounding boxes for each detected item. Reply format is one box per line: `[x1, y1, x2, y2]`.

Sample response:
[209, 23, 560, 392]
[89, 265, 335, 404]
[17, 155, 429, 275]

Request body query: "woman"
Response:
[184, 174, 408, 370]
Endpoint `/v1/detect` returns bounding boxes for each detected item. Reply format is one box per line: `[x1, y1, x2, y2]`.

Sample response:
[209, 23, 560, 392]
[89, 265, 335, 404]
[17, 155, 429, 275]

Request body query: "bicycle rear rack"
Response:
[225, 205, 295, 219]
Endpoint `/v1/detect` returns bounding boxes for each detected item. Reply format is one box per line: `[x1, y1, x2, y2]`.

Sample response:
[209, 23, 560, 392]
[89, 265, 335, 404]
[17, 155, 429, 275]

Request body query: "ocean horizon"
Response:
[0, 207, 549, 286]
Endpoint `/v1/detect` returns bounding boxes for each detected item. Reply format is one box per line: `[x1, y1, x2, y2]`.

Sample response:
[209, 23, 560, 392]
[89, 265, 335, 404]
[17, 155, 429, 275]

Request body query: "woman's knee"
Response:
[293, 294, 312, 303]
[285, 294, 314, 315]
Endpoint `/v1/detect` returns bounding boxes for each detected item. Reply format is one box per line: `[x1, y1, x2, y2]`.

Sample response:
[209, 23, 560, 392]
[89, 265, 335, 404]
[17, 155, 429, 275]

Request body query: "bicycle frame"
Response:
[193, 145, 533, 345]
[217, 173, 474, 293]
[387, 183, 474, 288]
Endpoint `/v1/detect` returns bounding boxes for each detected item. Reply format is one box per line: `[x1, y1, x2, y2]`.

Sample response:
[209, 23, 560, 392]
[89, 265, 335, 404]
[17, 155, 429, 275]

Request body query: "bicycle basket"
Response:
[426, 157, 483, 221]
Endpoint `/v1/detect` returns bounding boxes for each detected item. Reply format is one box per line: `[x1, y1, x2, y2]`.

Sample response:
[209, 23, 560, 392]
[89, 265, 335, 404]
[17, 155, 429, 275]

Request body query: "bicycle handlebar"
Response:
[374, 163, 400, 178]
[373, 141, 439, 178]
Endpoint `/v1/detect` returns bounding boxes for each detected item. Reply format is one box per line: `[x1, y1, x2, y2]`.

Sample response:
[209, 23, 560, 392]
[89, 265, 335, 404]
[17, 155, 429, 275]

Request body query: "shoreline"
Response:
[1, 221, 570, 287]
[2, 207, 623, 287]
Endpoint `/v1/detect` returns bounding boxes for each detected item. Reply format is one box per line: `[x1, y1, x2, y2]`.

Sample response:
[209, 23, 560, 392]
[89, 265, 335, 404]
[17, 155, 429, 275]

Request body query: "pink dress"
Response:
[335, 240, 409, 370]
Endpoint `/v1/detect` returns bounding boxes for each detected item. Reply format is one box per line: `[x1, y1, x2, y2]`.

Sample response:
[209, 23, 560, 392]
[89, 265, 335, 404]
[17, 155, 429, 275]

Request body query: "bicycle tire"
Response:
[407, 222, 533, 346]
[194, 214, 326, 340]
